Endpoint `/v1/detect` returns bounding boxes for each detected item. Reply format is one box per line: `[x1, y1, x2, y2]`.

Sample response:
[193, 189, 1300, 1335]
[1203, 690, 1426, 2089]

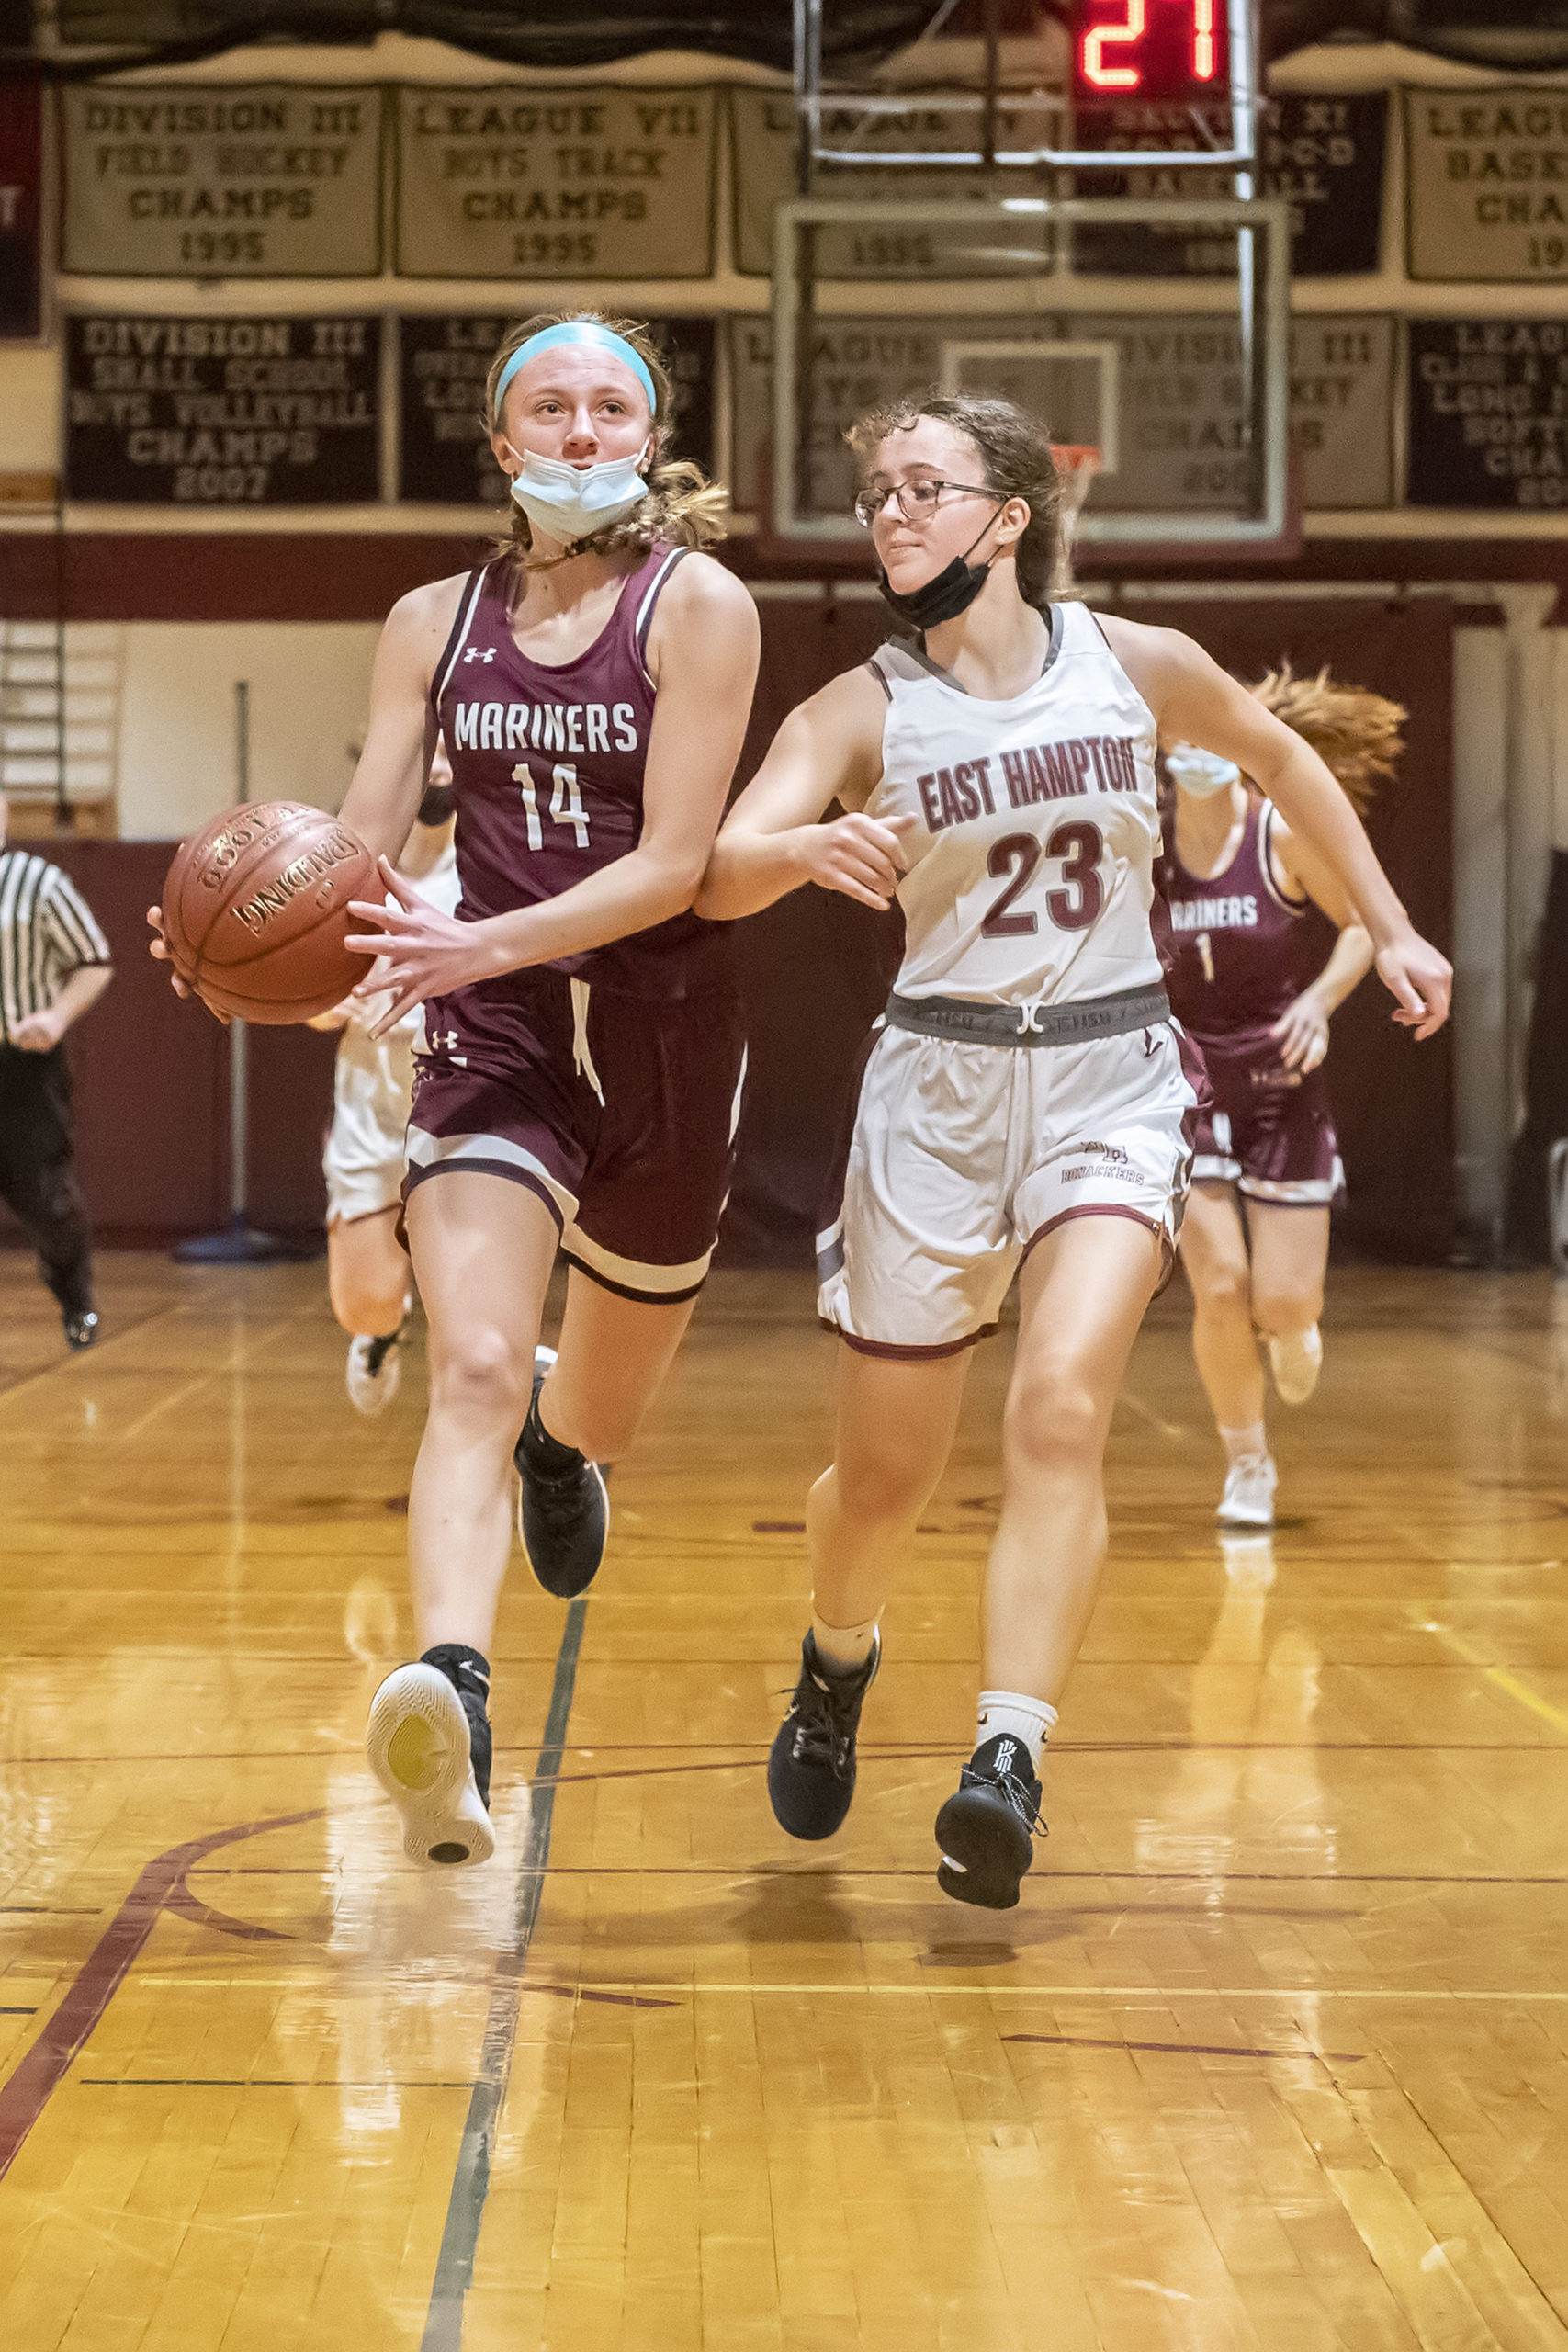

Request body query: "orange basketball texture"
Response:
[160, 800, 379, 1024]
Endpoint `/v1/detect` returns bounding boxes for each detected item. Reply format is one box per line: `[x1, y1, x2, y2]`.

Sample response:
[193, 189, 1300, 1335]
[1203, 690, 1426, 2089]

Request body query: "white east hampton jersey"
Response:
[863, 599, 1163, 1008]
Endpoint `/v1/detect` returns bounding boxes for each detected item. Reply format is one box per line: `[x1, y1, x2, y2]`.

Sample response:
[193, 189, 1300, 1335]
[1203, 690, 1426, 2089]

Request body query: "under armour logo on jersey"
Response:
[434, 1029, 457, 1050]
[463, 647, 496, 664]
[1017, 1003, 1044, 1035]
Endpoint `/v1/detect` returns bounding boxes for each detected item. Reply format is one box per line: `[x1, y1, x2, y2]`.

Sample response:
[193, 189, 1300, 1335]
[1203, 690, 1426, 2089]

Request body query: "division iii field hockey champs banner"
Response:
[62, 85, 383, 277]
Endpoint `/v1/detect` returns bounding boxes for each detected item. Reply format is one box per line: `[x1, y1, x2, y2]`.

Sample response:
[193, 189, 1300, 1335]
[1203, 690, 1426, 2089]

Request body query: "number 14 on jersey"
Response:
[513, 760, 590, 851]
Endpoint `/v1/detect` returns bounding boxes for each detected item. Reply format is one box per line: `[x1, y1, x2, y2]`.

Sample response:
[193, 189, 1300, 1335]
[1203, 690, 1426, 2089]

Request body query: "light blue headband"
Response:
[492, 323, 657, 423]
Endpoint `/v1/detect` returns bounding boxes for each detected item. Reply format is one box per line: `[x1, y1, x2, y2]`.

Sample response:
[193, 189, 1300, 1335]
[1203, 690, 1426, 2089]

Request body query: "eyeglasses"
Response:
[852, 478, 1003, 529]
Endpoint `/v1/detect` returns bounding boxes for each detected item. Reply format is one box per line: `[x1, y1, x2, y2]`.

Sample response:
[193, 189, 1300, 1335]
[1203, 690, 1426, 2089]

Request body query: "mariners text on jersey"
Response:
[1168, 891, 1260, 932]
[450, 699, 640, 755]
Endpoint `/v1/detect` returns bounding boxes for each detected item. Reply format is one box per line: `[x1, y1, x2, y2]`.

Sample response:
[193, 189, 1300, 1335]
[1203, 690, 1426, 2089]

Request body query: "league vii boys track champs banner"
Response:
[395, 86, 716, 277]
[61, 85, 382, 276]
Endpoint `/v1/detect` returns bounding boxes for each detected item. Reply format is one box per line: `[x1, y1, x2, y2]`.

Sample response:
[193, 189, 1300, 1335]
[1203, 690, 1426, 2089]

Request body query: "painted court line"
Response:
[1415, 1613, 1568, 1736]
[421, 1597, 587, 2352]
[0, 1806, 321, 2188]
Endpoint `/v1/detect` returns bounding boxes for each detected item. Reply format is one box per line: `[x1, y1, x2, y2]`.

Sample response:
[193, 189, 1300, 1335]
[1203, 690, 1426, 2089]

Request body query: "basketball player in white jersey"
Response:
[313, 740, 460, 1416]
[697, 391, 1450, 1909]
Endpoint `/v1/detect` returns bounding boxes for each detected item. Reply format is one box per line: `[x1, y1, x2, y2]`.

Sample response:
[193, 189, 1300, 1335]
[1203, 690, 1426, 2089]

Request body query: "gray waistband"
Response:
[884, 982, 1170, 1048]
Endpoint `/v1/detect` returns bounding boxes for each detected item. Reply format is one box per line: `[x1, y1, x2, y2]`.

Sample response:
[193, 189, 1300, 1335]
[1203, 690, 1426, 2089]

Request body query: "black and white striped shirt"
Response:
[0, 850, 113, 1043]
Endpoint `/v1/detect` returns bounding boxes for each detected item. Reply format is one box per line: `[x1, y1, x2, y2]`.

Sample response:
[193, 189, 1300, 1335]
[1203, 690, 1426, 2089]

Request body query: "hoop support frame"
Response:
[770, 194, 1292, 548]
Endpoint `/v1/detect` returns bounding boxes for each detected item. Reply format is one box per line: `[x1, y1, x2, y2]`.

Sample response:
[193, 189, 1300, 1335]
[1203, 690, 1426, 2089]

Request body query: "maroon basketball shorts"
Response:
[403, 972, 746, 1304]
[1191, 1043, 1343, 1207]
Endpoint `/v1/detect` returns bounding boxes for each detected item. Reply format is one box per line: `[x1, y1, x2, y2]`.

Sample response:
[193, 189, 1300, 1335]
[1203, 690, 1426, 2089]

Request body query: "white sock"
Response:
[975, 1690, 1057, 1772]
[1219, 1421, 1269, 1464]
[810, 1608, 879, 1673]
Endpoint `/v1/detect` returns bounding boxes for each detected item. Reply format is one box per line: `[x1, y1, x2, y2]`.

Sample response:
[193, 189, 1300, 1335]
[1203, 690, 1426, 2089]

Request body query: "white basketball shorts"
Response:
[323, 1027, 415, 1227]
[817, 1017, 1198, 1358]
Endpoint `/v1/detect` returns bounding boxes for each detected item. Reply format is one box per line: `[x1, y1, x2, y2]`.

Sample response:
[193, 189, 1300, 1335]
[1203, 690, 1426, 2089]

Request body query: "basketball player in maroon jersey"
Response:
[326, 313, 758, 1866]
[1161, 667, 1405, 1526]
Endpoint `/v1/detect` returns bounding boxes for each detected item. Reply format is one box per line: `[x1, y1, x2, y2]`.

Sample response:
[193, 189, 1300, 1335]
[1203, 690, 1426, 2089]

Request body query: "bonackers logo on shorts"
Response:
[1060, 1141, 1140, 1184]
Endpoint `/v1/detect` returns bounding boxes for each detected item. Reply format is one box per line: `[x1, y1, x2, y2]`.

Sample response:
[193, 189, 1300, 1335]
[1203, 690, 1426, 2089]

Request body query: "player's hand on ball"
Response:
[1376, 931, 1452, 1041]
[798, 812, 914, 910]
[1272, 990, 1331, 1074]
[347, 858, 496, 1036]
[146, 903, 229, 1022]
[146, 904, 189, 993]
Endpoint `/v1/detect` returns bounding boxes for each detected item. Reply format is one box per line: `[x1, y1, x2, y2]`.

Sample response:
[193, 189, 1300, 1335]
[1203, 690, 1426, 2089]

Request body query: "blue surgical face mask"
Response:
[502, 439, 651, 546]
[1166, 743, 1241, 798]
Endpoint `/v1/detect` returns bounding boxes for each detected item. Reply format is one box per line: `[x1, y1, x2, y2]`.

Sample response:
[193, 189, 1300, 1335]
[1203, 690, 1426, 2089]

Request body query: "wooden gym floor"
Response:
[1, 1249, 1566, 2351]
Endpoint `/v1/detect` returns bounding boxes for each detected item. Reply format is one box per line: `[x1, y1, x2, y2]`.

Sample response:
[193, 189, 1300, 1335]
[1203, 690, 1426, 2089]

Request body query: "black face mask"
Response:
[417, 784, 457, 828]
[875, 507, 1000, 631]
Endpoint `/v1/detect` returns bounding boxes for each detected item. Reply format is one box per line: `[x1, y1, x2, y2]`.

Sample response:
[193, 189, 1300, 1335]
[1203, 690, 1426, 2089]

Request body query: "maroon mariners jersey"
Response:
[1158, 794, 1319, 1064]
[432, 542, 731, 1000]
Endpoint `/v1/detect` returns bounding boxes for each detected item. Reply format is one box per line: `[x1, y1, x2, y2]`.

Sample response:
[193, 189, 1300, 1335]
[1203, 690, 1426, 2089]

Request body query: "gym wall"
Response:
[4, 28, 1568, 1258]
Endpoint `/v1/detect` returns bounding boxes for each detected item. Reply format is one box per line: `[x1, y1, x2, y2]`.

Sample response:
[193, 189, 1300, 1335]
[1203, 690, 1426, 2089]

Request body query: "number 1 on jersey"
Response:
[1196, 929, 1215, 985]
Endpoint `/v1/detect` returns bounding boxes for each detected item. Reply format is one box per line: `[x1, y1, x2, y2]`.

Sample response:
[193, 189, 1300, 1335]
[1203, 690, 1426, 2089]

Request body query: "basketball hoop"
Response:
[1050, 444, 1101, 594]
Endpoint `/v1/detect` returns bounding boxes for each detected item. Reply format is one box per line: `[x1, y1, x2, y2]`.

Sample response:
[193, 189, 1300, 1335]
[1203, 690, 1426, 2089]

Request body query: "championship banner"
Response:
[399, 314, 717, 504]
[65, 314, 381, 504]
[396, 86, 716, 279]
[62, 85, 383, 277]
[1073, 92, 1386, 278]
[731, 311, 1395, 521]
[728, 87, 1060, 280]
[1408, 319, 1568, 510]
[1, 77, 43, 338]
[1406, 90, 1568, 283]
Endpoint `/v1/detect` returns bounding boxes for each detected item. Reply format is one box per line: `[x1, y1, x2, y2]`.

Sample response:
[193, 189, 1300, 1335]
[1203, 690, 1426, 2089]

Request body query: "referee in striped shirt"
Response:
[0, 794, 114, 1348]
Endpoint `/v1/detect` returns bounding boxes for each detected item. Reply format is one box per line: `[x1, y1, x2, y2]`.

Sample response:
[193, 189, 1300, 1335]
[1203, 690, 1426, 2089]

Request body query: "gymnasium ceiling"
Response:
[2, 0, 1567, 75]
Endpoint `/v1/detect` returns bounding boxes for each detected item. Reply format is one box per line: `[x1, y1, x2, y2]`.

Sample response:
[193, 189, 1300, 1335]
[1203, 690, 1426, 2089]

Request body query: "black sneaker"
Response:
[63, 1309, 99, 1351]
[513, 1345, 609, 1599]
[767, 1631, 880, 1840]
[934, 1732, 1045, 1910]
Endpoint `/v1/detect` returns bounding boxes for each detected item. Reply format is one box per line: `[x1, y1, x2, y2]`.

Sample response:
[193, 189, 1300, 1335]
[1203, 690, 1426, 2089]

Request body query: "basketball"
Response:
[159, 799, 378, 1024]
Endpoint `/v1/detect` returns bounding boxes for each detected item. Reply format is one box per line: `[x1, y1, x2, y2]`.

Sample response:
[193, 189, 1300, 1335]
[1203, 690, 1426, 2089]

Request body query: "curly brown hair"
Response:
[844, 391, 1066, 607]
[1249, 662, 1405, 816]
[485, 310, 728, 566]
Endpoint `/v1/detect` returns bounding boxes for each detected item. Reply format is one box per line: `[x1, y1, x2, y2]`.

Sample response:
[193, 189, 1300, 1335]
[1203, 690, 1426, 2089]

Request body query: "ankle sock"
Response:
[422, 1641, 490, 1709]
[810, 1609, 880, 1673]
[422, 1644, 491, 1806]
[1220, 1420, 1269, 1464]
[519, 1386, 582, 1476]
[975, 1690, 1056, 1773]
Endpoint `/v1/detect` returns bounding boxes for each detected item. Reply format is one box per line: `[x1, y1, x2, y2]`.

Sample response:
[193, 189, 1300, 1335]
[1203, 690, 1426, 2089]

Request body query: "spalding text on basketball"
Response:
[229, 830, 361, 934]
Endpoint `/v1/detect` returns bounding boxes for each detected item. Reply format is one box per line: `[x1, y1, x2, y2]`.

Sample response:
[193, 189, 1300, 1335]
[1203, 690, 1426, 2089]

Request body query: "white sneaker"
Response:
[1268, 1324, 1323, 1406]
[346, 1326, 403, 1417]
[1218, 1452, 1278, 1528]
[366, 1663, 494, 1869]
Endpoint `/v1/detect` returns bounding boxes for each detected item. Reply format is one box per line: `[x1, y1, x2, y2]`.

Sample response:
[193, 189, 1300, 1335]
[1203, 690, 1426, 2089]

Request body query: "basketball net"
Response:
[1050, 443, 1100, 596]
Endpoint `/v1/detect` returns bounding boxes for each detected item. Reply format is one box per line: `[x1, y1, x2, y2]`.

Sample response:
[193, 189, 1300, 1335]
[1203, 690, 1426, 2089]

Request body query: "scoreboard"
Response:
[1071, 1, 1231, 104]
[1065, 0, 1253, 169]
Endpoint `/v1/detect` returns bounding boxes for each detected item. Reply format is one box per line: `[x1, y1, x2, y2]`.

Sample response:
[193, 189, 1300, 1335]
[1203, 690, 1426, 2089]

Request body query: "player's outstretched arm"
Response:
[1266, 816, 1376, 1071]
[1106, 615, 1451, 1040]
[339, 580, 462, 863]
[146, 576, 457, 1001]
[694, 666, 907, 921]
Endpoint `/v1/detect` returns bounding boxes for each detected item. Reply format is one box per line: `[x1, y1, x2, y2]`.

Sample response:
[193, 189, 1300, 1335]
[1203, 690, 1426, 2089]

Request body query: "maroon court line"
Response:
[1003, 2031, 1364, 2064]
[0, 1806, 322, 2188]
